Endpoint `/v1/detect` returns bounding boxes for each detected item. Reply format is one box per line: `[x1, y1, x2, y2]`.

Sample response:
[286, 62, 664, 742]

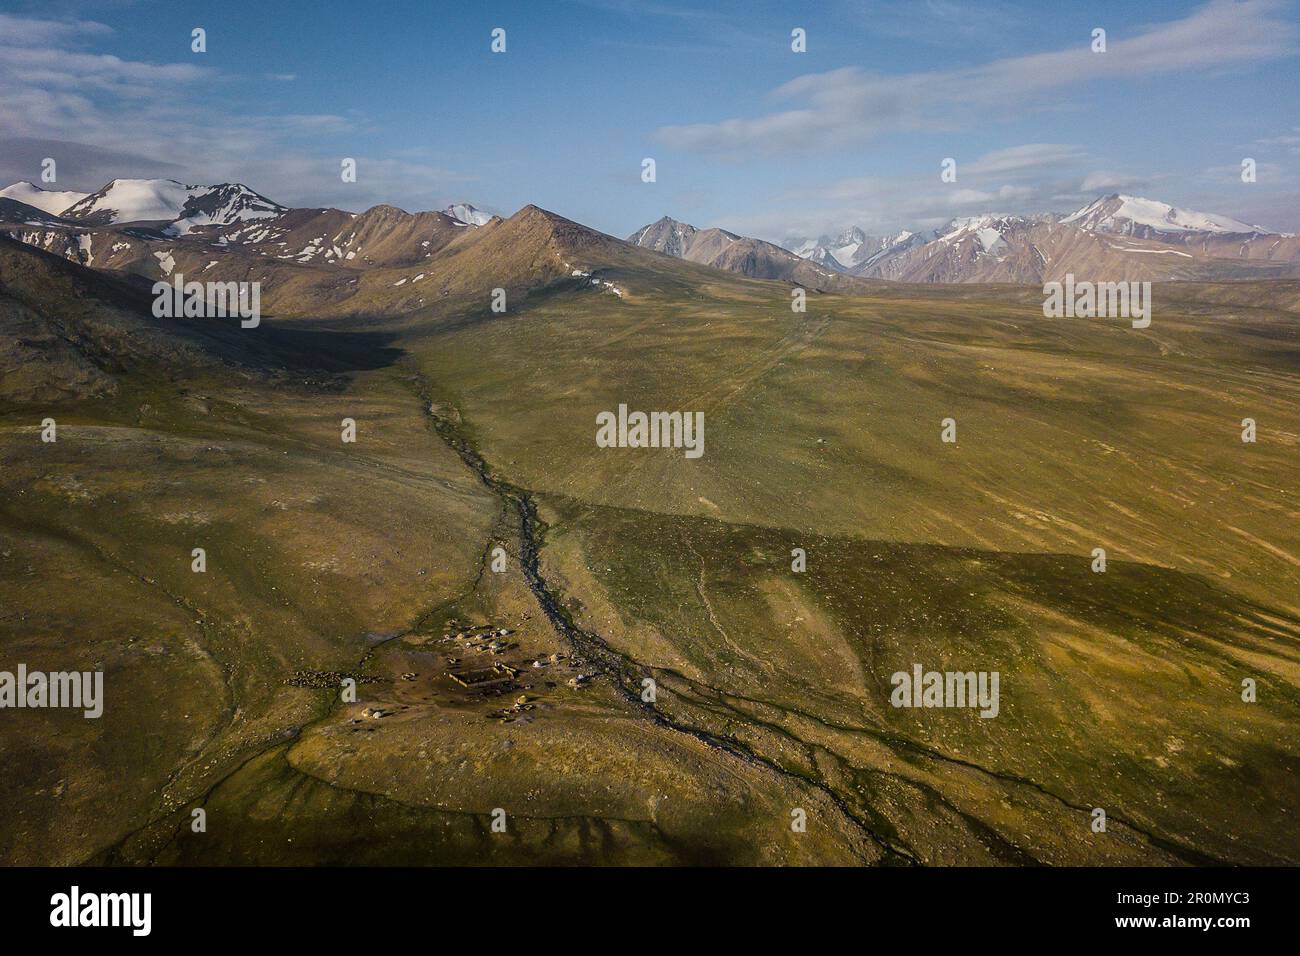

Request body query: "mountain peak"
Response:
[361, 203, 411, 217]
[503, 205, 615, 250]
[1062, 193, 1265, 237]
[512, 203, 566, 225]
[627, 216, 703, 256]
[61, 179, 286, 232]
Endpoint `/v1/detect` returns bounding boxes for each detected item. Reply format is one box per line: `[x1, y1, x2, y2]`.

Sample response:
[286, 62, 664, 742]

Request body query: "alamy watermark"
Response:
[890, 664, 999, 718]
[152, 274, 262, 328]
[0, 665, 103, 718]
[50, 886, 150, 936]
[596, 404, 704, 459]
[1043, 273, 1151, 329]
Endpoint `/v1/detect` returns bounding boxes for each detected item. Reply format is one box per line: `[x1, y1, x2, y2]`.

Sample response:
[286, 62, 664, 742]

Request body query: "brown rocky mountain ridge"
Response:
[626, 215, 855, 290]
[3, 179, 1298, 319]
[0, 179, 877, 316]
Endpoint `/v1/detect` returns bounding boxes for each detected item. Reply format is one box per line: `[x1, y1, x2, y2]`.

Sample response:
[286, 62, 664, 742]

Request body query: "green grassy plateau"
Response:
[2, 240, 1296, 865]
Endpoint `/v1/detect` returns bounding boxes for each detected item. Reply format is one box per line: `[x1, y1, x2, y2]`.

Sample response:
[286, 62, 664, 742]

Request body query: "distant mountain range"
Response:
[784, 226, 934, 274]
[625, 215, 847, 288]
[3, 178, 1298, 315]
[769, 194, 1300, 282]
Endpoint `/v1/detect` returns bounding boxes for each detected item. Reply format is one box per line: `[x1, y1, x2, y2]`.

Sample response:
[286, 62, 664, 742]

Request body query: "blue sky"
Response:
[1, 0, 1298, 239]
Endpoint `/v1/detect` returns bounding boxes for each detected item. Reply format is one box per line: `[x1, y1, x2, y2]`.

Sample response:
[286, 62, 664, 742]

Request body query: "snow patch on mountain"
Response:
[65, 179, 202, 224]
[786, 227, 868, 271]
[1063, 194, 1264, 236]
[62, 179, 287, 232]
[0, 182, 89, 216]
[856, 229, 937, 270]
[825, 227, 866, 266]
[168, 184, 287, 235]
[936, 215, 1024, 257]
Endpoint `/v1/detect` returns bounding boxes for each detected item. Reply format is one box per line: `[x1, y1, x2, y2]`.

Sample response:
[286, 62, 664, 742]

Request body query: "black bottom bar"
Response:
[0, 865, 1290, 942]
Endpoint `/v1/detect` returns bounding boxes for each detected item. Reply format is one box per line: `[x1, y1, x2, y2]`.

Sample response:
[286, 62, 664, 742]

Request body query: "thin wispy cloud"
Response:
[0, 13, 113, 46]
[853, 0, 1026, 49]
[1080, 170, 1150, 193]
[1254, 127, 1300, 154]
[963, 144, 1084, 177]
[655, 0, 1297, 156]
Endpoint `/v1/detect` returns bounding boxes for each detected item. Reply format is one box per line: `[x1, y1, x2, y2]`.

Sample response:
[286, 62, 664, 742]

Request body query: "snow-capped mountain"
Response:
[786, 226, 957, 274]
[854, 215, 1043, 282]
[852, 199, 1300, 283]
[60, 179, 286, 232]
[815, 227, 868, 269]
[1060, 194, 1266, 240]
[166, 183, 288, 235]
[838, 195, 1298, 283]
[2, 176, 506, 274]
[936, 214, 1035, 255]
[799, 244, 847, 271]
[830, 226, 868, 262]
[62, 179, 208, 224]
[852, 228, 939, 274]
[443, 203, 493, 226]
[787, 227, 872, 271]
[0, 182, 89, 217]
[785, 195, 1290, 282]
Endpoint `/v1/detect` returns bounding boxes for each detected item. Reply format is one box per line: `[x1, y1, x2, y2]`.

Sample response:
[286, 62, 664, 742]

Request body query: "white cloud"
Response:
[0, 14, 113, 46]
[1253, 127, 1300, 155]
[1080, 171, 1148, 192]
[963, 144, 1083, 177]
[0, 15, 472, 213]
[655, 0, 1296, 156]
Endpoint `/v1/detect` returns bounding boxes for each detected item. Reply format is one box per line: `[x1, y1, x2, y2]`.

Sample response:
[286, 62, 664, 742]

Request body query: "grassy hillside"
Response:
[406, 273, 1300, 864]
[2, 236, 1295, 864]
